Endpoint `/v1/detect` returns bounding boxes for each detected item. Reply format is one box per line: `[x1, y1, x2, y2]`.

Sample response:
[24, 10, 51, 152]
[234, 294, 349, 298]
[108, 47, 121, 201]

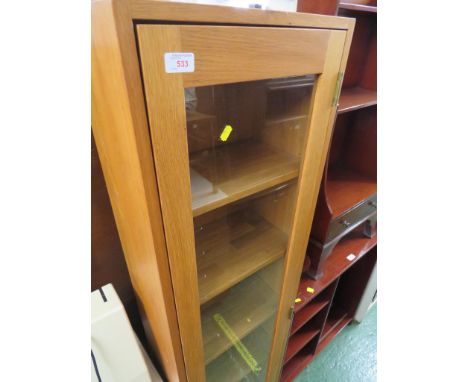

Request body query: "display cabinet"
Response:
[92, 1, 354, 381]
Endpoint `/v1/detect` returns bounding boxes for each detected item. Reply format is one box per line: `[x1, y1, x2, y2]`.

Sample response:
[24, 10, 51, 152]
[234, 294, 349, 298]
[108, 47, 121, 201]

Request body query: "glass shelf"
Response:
[196, 207, 288, 305]
[201, 260, 282, 364]
[190, 141, 300, 217]
[205, 319, 274, 382]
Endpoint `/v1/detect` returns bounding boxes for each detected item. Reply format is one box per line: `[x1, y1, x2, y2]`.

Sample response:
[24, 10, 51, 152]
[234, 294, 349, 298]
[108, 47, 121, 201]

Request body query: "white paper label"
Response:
[164, 52, 195, 73]
[346, 253, 356, 261]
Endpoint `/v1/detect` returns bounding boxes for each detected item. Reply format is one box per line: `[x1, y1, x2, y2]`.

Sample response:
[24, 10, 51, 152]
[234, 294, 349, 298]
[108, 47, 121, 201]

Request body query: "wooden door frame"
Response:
[137, 23, 345, 382]
[92, 1, 355, 381]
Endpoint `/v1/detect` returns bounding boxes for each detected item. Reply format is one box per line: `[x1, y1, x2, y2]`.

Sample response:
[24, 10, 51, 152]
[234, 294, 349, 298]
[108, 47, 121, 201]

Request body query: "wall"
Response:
[171, 0, 298, 12]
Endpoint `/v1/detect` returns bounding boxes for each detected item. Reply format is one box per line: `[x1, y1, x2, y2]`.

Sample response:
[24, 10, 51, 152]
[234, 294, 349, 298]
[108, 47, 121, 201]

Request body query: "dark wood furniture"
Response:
[282, 224, 377, 382]
[299, 0, 377, 280]
[308, 103, 377, 278]
[280, 0, 377, 379]
[91, 135, 147, 341]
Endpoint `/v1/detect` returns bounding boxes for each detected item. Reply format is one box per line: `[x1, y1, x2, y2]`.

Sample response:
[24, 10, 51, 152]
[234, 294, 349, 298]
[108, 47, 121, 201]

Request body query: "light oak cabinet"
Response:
[92, 1, 354, 381]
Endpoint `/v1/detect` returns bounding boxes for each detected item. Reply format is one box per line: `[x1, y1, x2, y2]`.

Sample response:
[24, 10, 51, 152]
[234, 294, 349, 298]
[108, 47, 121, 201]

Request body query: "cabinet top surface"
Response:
[127, 0, 355, 30]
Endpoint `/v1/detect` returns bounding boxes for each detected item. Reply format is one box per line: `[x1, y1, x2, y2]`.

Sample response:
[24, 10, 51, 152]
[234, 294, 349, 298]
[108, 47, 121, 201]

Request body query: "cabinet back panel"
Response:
[339, 11, 376, 88]
[332, 246, 377, 317]
[344, 106, 377, 178]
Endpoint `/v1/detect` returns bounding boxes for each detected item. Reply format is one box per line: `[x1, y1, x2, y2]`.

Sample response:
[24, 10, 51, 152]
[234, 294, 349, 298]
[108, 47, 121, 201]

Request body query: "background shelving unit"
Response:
[281, 224, 377, 381]
[281, 0, 377, 379]
[306, 0, 377, 279]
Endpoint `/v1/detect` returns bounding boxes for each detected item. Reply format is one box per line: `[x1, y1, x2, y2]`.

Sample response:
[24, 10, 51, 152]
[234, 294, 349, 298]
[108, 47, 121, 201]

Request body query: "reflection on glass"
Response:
[185, 75, 315, 381]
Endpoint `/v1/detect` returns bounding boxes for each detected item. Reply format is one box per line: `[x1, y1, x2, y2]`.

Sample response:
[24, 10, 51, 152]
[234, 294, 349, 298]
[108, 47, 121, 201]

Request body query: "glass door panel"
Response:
[185, 75, 315, 381]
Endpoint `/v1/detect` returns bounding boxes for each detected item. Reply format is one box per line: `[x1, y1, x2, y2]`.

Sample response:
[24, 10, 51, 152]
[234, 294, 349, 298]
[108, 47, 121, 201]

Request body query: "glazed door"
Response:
[137, 24, 346, 381]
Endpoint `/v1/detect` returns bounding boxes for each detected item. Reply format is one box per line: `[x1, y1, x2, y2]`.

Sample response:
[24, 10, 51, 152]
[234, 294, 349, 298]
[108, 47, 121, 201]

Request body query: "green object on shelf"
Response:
[213, 313, 262, 375]
[295, 303, 377, 382]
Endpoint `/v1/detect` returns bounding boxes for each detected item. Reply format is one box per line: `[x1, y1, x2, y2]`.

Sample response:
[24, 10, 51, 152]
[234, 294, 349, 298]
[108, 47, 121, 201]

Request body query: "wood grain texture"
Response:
[266, 29, 350, 382]
[178, 26, 329, 87]
[91, 1, 186, 381]
[136, 24, 205, 381]
[131, 0, 353, 29]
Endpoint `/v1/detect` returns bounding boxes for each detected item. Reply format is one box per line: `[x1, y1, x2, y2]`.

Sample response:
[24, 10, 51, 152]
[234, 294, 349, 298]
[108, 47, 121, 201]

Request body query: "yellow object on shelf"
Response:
[219, 124, 233, 142]
[213, 313, 261, 375]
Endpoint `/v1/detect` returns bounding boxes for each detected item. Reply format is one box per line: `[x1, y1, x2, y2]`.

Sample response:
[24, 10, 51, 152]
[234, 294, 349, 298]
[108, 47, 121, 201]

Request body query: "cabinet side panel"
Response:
[91, 1, 186, 381]
[137, 25, 206, 382]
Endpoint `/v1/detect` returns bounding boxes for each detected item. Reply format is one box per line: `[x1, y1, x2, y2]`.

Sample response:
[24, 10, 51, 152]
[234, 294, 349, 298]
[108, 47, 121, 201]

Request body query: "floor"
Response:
[294, 303, 377, 382]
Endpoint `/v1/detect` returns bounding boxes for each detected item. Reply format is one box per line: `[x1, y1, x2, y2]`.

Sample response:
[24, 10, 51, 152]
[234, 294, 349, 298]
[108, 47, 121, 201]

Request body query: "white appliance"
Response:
[91, 284, 162, 382]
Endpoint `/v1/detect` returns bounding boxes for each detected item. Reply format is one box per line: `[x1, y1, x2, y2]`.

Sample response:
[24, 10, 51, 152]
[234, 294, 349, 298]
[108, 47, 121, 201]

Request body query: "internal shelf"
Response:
[327, 167, 377, 218]
[265, 114, 308, 128]
[316, 316, 353, 353]
[339, 2, 377, 13]
[320, 306, 348, 340]
[291, 300, 329, 335]
[201, 271, 277, 364]
[282, 354, 313, 382]
[295, 228, 377, 310]
[190, 141, 300, 217]
[281, 338, 318, 382]
[196, 212, 287, 305]
[338, 87, 377, 114]
[205, 319, 272, 382]
[284, 324, 321, 364]
[281, 310, 352, 382]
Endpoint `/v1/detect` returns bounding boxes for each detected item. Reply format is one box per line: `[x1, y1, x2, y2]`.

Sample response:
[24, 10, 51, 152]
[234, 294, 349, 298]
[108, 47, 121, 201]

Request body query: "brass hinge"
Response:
[332, 72, 344, 107]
